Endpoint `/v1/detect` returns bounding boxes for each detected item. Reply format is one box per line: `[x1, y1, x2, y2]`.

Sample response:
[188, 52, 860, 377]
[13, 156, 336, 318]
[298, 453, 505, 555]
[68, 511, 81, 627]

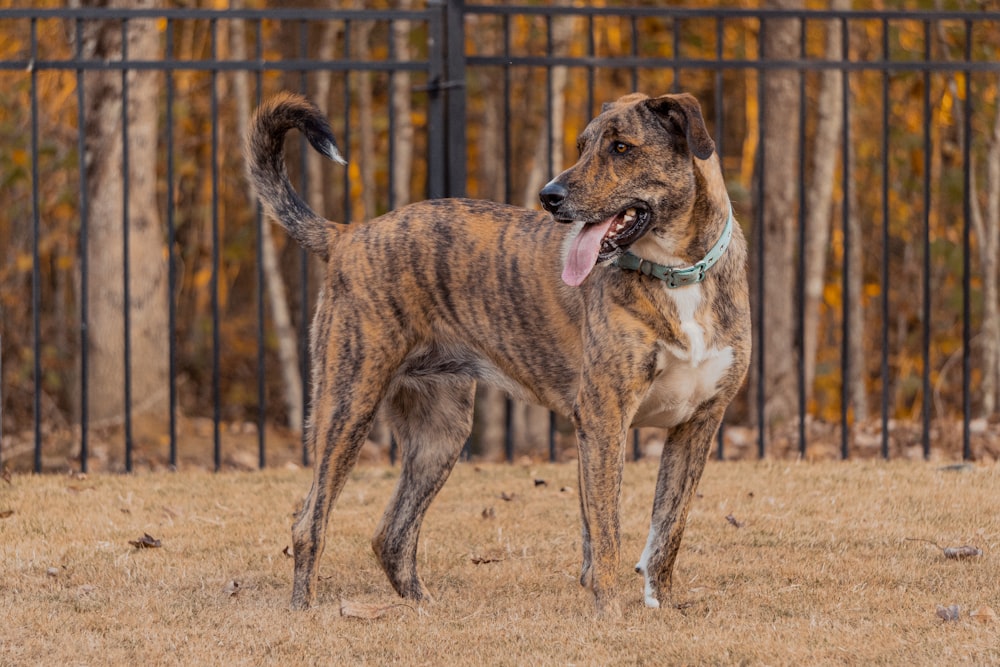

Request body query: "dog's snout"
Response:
[539, 181, 569, 214]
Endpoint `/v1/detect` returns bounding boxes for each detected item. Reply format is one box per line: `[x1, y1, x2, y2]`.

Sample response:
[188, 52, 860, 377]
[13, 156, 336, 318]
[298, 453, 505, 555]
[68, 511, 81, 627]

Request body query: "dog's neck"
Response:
[613, 206, 733, 288]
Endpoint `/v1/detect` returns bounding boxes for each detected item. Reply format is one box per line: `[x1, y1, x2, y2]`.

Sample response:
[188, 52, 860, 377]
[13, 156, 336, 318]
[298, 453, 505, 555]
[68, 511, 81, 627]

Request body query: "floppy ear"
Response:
[645, 93, 716, 160]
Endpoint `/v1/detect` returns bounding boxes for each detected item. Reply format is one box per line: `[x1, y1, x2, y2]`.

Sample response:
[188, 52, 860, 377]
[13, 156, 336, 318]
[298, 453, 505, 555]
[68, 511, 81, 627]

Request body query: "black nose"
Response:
[539, 181, 568, 213]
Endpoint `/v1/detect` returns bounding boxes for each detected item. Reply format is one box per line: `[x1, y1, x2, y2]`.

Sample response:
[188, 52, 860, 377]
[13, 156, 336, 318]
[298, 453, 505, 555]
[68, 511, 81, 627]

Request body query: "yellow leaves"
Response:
[823, 283, 841, 309]
[16, 253, 32, 272]
[11, 148, 28, 167]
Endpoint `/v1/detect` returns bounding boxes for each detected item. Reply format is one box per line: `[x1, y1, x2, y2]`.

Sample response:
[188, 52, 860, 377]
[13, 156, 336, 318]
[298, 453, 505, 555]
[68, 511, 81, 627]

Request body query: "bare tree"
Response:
[352, 11, 377, 221]
[391, 0, 415, 210]
[753, 0, 802, 432]
[510, 7, 578, 455]
[231, 2, 304, 431]
[969, 76, 1000, 416]
[803, 6, 845, 404]
[75, 0, 169, 429]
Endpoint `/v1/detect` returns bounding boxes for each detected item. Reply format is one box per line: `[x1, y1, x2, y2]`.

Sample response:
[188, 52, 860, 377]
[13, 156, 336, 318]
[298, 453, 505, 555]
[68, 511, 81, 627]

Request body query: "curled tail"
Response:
[244, 92, 346, 259]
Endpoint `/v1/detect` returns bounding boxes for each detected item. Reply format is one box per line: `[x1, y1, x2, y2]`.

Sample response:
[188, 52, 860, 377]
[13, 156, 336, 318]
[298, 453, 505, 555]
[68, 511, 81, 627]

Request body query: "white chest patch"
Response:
[632, 284, 733, 429]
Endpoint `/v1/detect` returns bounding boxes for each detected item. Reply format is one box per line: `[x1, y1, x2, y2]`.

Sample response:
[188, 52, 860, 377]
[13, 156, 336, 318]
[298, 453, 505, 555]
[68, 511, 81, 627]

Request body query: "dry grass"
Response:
[2, 460, 998, 666]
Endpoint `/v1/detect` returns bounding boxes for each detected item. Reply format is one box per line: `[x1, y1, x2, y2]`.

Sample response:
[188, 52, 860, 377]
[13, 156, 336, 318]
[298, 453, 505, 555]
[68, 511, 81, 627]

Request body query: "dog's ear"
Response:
[646, 93, 715, 160]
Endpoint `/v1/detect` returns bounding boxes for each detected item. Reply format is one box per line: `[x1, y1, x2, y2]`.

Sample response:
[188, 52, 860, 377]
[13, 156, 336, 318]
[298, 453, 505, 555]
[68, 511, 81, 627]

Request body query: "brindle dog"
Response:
[245, 91, 750, 615]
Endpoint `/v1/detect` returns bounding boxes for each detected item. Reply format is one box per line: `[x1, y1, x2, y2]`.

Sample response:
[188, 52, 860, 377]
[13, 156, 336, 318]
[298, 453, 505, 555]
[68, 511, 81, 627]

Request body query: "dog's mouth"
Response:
[562, 205, 651, 287]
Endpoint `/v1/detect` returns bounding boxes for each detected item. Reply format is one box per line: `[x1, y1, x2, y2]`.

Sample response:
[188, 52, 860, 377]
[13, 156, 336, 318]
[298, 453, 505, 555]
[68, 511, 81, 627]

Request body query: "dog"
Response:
[245, 90, 750, 615]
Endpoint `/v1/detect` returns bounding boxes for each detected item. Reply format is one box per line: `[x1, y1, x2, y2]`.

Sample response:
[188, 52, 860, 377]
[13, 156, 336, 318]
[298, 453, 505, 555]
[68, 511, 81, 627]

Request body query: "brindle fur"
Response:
[245, 90, 751, 615]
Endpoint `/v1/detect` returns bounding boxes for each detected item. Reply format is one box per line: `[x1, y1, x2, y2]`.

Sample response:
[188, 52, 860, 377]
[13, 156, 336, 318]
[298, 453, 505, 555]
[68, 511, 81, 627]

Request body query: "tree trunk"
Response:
[353, 15, 377, 221]
[803, 6, 846, 405]
[469, 17, 508, 458]
[971, 74, 1000, 417]
[391, 0, 415, 210]
[753, 1, 802, 432]
[845, 113, 868, 422]
[230, 1, 303, 431]
[76, 0, 169, 427]
[510, 8, 577, 456]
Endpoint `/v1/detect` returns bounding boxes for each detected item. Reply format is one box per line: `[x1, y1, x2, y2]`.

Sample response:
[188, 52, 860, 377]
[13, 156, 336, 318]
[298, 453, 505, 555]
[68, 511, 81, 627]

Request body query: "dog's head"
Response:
[539, 92, 716, 287]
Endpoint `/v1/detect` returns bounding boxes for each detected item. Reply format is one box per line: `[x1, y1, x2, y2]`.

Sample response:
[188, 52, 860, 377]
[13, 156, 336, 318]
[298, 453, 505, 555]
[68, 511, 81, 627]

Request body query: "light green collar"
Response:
[612, 207, 734, 288]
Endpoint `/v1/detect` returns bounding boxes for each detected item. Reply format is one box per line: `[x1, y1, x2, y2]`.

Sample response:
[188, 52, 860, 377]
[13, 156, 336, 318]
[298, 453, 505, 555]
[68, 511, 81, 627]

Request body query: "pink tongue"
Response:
[562, 216, 617, 287]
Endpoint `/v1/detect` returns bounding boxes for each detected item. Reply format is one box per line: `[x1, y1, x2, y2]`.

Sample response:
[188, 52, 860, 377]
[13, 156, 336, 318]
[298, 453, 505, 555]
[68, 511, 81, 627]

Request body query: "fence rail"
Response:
[1, 3, 998, 472]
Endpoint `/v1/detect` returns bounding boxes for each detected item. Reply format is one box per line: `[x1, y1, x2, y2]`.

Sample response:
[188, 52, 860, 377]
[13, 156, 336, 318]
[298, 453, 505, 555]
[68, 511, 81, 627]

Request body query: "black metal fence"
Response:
[1, 3, 998, 472]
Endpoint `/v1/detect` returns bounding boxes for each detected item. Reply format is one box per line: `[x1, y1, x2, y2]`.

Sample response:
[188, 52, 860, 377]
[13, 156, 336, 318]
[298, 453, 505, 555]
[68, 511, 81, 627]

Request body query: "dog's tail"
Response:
[244, 92, 347, 259]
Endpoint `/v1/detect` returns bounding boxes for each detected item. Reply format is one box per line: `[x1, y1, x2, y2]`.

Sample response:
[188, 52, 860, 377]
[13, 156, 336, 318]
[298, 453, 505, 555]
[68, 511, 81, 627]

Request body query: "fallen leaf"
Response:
[906, 537, 982, 559]
[223, 580, 241, 597]
[970, 606, 997, 624]
[282, 545, 293, 558]
[0, 509, 13, 519]
[943, 545, 983, 559]
[533, 479, 547, 487]
[481, 507, 495, 519]
[725, 514, 744, 528]
[129, 533, 162, 549]
[936, 604, 961, 622]
[339, 599, 411, 620]
[500, 492, 514, 502]
[470, 554, 504, 565]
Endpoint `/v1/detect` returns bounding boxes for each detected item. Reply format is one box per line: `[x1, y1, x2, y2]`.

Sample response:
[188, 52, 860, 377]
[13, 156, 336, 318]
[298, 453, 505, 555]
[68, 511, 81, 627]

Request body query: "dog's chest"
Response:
[632, 286, 733, 429]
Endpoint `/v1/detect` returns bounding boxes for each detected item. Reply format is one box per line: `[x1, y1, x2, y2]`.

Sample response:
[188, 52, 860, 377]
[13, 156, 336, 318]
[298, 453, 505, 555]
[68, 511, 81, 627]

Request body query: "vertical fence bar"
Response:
[255, 20, 267, 469]
[544, 11, 558, 462]
[166, 18, 178, 470]
[756, 19, 767, 459]
[921, 20, 932, 460]
[549, 412, 557, 463]
[796, 20, 808, 459]
[630, 13, 640, 462]
[446, 0, 466, 197]
[299, 19, 312, 468]
[75, 17, 90, 473]
[501, 10, 514, 465]
[671, 14, 680, 92]
[715, 15, 725, 460]
[210, 18, 222, 472]
[630, 15, 638, 94]
[427, 4, 445, 200]
[880, 18, 891, 460]
[387, 17, 398, 467]
[121, 18, 135, 473]
[961, 21, 972, 461]
[840, 17, 851, 460]
[31, 17, 42, 473]
[586, 14, 594, 117]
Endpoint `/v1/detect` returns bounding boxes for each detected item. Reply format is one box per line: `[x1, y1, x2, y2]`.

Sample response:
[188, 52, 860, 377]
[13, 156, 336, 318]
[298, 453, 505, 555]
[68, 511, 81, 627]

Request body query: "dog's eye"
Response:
[611, 141, 630, 155]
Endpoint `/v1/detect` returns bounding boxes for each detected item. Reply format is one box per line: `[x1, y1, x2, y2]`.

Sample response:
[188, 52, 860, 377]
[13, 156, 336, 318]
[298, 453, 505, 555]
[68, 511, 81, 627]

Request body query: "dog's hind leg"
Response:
[290, 309, 407, 610]
[372, 377, 476, 601]
[635, 402, 725, 609]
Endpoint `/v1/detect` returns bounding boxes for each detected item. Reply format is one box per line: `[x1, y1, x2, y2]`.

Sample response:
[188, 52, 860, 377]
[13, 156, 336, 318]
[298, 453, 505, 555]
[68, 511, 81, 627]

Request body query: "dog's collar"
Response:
[612, 207, 734, 289]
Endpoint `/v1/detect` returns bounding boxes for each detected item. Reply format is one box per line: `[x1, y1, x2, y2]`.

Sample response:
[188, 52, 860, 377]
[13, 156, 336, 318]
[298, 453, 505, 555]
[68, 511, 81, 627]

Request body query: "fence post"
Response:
[427, 3, 445, 199]
[445, 0, 466, 198]
[427, 0, 466, 199]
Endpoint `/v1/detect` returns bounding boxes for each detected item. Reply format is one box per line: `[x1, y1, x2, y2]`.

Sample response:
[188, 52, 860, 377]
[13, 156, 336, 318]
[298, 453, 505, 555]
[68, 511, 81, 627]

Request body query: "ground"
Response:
[1, 459, 997, 665]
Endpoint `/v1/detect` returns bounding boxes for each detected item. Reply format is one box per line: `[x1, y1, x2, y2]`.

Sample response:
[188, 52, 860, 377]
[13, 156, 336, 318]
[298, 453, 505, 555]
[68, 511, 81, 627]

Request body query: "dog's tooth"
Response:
[625, 207, 637, 218]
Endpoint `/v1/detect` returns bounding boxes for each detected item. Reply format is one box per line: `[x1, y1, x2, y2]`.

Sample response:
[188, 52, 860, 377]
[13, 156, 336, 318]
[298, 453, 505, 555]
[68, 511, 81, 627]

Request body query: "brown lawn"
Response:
[1, 460, 997, 665]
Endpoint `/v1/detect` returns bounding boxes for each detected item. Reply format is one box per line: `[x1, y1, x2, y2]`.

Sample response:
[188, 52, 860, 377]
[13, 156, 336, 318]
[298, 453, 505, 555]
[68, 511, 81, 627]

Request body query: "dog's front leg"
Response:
[635, 401, 725, 609]
[573, 361, 651, 617]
